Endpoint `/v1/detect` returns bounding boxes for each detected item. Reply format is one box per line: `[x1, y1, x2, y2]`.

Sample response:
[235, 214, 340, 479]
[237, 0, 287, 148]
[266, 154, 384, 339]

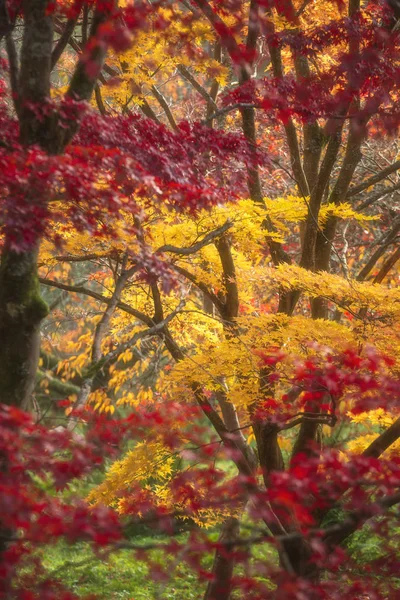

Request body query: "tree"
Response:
[1, 0, 400, 598]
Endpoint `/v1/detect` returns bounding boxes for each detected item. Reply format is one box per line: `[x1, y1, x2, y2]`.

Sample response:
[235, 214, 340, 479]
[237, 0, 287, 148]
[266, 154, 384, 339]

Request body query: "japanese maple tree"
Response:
[1, 0, 400, 599]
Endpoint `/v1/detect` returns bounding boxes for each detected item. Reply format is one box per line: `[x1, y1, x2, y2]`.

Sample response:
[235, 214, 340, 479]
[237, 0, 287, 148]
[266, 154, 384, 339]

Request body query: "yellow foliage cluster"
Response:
[347, 409, 400, 458]
[39, 189, 400, 517]
[88, 440, 175, 510]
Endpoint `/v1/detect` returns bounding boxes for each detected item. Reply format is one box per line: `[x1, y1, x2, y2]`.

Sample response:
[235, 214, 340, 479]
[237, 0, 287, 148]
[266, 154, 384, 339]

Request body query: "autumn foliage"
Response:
[0, 0, 400, 599]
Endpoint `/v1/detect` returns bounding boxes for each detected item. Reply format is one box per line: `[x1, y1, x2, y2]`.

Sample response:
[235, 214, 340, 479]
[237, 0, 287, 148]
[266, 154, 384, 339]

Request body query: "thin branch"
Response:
[50, 252, 114, 263]
[177, 64, 218, 110]
[51, 16, 80, 69]
[347, 159, 400, 198]
[150, 84, 177, 130]
[357, 181, 400, 211]
[172, 264, 225, 314]
[191, 0, 243, 64]
[296, 0, 313, 17]
[373, 246, 400, 283]
[39, 278, 154, 327]
[356, 218, 400, 281]
[206, 42, 222, 122]
[156, 221, 233, 256]
[94, 83, 107, 115]
[73, 258, 136, 412]
[87, 300, 186, 376]
[280, 413, 336, 431]
[323, 491, 400, 548]
[136, 95, 162, 124]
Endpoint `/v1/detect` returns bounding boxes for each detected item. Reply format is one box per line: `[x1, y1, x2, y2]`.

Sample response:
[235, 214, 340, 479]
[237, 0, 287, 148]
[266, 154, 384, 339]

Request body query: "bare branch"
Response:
[51, 16, 80, 69]
[373, 246, 400, 283]
[357, 181, 400, 211]
[356, 217, 400, 281]
[177, 64, 218, 111]
[347, 159, 400, 198]
[39, 278, 154, 327]
[150, 85, 177, 130]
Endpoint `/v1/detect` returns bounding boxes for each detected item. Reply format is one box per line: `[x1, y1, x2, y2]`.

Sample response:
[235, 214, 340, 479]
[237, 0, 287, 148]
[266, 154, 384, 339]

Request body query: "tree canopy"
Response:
[0, 1, 400, 599]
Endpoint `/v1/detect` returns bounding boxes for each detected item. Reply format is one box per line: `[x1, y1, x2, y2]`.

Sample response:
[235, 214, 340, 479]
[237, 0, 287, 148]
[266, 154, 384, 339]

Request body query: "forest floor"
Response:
[39, 531, 276, 599]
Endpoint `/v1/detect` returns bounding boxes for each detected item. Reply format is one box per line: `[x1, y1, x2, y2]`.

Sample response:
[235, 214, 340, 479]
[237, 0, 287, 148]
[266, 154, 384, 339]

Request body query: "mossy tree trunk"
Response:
[0, 247, 48, 407]
[0, 0, 114, 409]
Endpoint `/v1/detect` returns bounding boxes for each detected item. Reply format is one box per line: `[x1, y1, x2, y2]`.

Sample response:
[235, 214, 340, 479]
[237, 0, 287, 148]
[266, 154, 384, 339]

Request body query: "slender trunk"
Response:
[203, 517, 240, 600]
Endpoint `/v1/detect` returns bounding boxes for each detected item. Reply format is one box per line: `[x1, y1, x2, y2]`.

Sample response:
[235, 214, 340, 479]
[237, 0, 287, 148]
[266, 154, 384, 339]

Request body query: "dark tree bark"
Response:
[0, 0, 115, 408]
[203, 518, 240, 600]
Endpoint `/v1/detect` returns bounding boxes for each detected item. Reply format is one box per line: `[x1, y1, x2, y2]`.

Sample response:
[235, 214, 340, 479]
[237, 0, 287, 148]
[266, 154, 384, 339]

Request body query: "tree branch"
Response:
[67, 2, 116, 103]
[150, 84, 177, 130]
[87, 300, 185, 377]
[357, 181, 400, 211]
[36, 370, 80, 397]
[51, 15, 80, 69]
[177, 64, 218, 111]
[373, 246, 400, 284]
[203, 103, 260, 124]
[73, 258, 137, 411]
[215, 234, 239, 321]
[94, 83, 107, 115]
[172, 264, 225, 314]
[323, 491, 400, 548]
[5, 31, 19, 114]
[347, 159, 400, 198]
[356, 218, 400, 281]
[157, 221, 233, 256]
[39, 278, 154, 327]
[0, 0, 15, 42]
[362, 417, 400, 459]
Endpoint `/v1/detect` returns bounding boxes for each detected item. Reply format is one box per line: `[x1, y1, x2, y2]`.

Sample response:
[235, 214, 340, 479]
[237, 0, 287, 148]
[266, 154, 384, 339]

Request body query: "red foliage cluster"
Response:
[222, 5, 400, 132]
[1, 348, 400, 599]
[0, 93, 265, 252]
[0, 404, 126, 599]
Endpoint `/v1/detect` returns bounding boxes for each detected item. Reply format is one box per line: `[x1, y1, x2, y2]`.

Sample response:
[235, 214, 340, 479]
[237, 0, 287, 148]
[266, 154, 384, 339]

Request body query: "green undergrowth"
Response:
[40, 535, 203, 600]
[34, 527, 276, 600]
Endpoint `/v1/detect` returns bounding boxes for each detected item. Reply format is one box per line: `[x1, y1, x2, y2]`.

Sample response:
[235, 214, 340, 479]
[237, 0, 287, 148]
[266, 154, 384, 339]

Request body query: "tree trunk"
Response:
[203, 517, 240, 600]
[0, 245, 48, 408]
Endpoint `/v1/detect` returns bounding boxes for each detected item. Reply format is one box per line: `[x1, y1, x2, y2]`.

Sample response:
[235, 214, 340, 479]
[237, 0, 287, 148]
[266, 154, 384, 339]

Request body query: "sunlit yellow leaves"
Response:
[102, 5, 223, 113]
[264, 196, 376, 230]
[349, 408, 397, 428]
[165, 312, 356, 409]
[346, 409, 400, 457]
[88, 440, 175, 508]
[89, 389, 115, 414]
[347, 434, 400, 458]
[265, 263, 400, 320]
